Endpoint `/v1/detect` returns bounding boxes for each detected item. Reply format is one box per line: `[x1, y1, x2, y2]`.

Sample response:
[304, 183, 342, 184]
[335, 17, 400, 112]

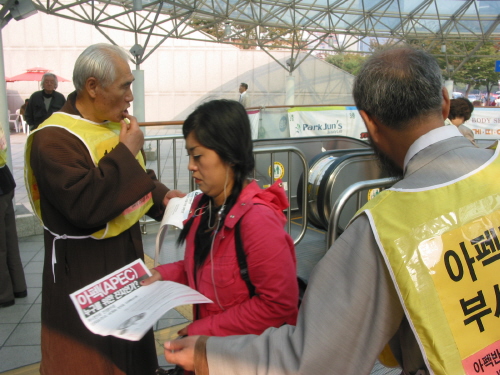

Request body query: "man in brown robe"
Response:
[26, 43, 183, 375]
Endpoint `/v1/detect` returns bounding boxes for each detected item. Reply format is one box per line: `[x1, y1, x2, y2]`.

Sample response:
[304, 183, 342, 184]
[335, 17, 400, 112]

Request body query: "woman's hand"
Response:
[140, 268, 163, 286]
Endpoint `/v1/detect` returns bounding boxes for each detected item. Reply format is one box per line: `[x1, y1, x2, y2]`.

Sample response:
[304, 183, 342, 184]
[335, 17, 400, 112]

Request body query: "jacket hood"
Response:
[224, 179, 289, 229]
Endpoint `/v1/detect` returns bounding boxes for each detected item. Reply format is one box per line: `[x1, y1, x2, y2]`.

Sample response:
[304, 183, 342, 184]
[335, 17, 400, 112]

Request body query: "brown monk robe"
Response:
[30, 91, 168, 375]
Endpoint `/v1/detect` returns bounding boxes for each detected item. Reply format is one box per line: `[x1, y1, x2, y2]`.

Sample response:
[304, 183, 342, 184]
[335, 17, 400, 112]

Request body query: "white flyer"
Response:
[70, 259, 212, 341]
[154, 189, 202, 266]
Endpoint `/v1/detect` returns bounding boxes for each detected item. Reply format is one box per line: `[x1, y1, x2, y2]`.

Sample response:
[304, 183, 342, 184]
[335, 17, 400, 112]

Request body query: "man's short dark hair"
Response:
[353, 47, 443, 130]
[240, 83, 248, 90]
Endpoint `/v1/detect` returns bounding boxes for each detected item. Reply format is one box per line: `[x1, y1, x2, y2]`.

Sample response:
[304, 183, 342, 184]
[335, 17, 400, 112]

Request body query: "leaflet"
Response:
[70, 259, 212, 341]
[155, 189, 202, 266]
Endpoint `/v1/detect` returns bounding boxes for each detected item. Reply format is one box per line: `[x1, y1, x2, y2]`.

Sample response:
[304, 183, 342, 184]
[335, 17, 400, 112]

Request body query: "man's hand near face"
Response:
[120, 114, 144, 157]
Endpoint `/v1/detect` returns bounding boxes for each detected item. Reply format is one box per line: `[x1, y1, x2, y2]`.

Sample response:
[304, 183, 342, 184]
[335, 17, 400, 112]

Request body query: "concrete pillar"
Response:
[132, 69, 145, 122]
[445, 80, 454, 98]
[0, 29, 13, 170]
[286, 74, 295, 106]
[0, 28, 15, 206]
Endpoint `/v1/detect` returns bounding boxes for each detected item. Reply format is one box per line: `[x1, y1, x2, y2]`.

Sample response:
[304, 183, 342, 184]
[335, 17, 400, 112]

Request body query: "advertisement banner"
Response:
[288, 106, 367, 139]
[466, 108, 500, 140]
[247, 109, 260, 140]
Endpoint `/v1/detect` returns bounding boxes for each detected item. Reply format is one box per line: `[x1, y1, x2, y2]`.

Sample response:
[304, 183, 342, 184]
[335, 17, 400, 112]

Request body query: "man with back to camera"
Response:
[162, 47, 500, 375]
[25, 43, 184, 375]
[25, 72, 66, 131]
[238, 82, 249, 108]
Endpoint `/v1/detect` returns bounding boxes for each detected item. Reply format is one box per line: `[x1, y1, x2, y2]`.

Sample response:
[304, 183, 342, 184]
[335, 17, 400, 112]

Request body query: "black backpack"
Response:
[234, 221, 307, 308]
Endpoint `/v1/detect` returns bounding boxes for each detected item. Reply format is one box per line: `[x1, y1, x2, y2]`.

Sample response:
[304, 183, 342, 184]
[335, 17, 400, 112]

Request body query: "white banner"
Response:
[288, 106, 367, 140]
[465, 107, 500, 140]
[247, 109, 260, 140]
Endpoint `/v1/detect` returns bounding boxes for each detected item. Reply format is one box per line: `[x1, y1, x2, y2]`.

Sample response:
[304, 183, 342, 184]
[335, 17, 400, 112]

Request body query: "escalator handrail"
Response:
[326, 177, 399, 250]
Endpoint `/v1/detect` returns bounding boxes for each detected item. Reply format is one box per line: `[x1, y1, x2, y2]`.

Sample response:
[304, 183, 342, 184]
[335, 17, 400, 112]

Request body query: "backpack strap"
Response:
[234, 221, 256, 297]
[235, 218, 308, 307]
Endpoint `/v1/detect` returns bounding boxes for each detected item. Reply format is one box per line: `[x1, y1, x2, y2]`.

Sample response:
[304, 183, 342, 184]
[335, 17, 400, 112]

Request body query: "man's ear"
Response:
[441, 87, 450, 120]
[359, 110, 381, 143]
[85, 77, 98, 99]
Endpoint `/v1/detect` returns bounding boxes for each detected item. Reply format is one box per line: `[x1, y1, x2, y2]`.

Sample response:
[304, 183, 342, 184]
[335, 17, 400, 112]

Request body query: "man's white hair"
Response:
[41, 73, 58, 90]
[73, 43, 131, 92]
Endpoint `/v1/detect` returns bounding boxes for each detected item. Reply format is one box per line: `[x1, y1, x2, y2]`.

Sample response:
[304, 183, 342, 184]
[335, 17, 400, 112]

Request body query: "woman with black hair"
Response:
[445, 98, 476, 146]
[142, 99, 298, 337]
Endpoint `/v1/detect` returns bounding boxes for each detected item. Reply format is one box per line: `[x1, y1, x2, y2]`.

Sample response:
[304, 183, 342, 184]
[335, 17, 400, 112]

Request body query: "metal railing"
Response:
[253, 145, 309, 245]
[139, 134, 185, 233]
[326, 177, 398, 250]
[144, 134, 185, 189]
[140, 136, 309, 245]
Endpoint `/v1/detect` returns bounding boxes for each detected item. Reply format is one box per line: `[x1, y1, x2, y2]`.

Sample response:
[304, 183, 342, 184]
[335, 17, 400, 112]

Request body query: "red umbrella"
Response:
[6, 67, 70, 82]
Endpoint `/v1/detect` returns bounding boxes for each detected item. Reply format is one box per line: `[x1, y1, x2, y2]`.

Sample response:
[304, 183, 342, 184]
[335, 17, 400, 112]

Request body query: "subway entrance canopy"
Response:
[22, 0, 500, 72]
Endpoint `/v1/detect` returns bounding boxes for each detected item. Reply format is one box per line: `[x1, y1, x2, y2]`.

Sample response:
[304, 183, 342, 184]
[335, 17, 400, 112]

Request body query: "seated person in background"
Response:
[19, 99, 29, 121]
[445, 97, 476, 145]
[142, 99, 298, 337]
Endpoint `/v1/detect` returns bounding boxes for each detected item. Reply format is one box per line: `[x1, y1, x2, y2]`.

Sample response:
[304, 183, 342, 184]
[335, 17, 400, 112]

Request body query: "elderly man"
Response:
[25, 72, 66, 131]
[163, 47, 500, 375]
[25, 43, 183, 375]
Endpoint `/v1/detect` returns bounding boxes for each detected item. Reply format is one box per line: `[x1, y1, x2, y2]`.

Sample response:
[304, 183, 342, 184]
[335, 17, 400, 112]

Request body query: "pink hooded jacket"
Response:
[155, 180, 298, 336]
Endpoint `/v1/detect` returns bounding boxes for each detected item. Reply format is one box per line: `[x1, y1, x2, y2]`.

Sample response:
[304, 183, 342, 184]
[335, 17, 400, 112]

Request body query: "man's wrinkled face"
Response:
[43, 77, 56, 93]
[93, 58, 134, 123]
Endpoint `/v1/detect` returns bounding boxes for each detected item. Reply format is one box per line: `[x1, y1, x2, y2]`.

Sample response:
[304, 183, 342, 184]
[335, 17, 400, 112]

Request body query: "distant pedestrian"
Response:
[238, 82, 249, 108]
[19, 98, 29, 122]
[25, 72, 66, 131]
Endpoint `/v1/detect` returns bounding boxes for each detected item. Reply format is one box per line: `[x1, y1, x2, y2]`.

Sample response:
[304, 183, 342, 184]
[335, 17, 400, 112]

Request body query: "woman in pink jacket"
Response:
[143, 99, 298, 338]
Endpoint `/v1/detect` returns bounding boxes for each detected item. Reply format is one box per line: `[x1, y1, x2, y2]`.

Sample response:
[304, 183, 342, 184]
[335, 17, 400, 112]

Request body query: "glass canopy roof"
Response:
[25, 0, 500, 71]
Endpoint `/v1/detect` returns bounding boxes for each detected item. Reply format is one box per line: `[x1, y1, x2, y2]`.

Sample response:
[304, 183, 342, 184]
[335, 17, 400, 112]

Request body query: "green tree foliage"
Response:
[324, 53, 367, 76]
[450, 43, 500, 99]
[407, 39, 500, 98]
[189, 18, 293, 50]
[190, 18, 225, 40]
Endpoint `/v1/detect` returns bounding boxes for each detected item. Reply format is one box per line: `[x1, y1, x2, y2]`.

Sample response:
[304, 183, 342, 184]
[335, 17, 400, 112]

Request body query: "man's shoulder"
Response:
[29, 90, 43, 99]
[54, 91, 66, 100]
[398, 138, 494, 188]
[31, 125, 87, 152]
[459, 124, 474, 135]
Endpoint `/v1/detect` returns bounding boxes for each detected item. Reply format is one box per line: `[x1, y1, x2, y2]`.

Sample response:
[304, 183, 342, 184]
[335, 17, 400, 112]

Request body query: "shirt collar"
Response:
[403, 125, 462, 172]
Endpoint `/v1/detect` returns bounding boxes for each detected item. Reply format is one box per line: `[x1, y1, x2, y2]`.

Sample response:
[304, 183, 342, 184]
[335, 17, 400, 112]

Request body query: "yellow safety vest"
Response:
[0, 126, 7, 168]
[356, 148, 500, 375]
[25, 112, 153, 240]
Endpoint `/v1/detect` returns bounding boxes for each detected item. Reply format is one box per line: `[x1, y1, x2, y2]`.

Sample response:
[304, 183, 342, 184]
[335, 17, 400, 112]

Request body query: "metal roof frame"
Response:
[11, 0, 500, 72]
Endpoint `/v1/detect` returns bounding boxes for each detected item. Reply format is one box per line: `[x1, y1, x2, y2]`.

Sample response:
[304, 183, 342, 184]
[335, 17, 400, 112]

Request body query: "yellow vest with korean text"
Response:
[25, 112, 153, 240]
[357, 149, 500, 375]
